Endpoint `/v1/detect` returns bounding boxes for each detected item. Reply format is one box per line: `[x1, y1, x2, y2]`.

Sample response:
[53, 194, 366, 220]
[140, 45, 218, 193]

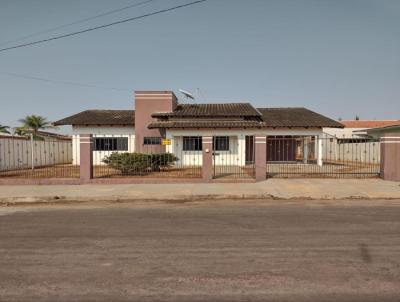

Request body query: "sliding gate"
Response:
[212, 135, 255, 179]
[266, 136, 381, 178]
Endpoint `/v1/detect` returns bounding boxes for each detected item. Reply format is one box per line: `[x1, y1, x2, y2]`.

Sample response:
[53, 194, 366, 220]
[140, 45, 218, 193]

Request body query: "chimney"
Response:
[134, 91, 177, 153]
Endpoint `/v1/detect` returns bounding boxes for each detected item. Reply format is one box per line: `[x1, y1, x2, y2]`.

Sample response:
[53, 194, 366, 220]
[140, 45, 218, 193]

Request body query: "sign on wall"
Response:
[162, 139, 171, 145]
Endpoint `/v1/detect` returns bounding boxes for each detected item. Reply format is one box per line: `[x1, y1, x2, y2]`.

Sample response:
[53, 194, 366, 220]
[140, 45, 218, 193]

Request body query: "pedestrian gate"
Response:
[212, 136, 255, 179]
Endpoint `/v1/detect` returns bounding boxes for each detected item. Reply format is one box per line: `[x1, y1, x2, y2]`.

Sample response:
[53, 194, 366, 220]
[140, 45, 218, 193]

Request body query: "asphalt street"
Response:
[1, 199, 400, 301]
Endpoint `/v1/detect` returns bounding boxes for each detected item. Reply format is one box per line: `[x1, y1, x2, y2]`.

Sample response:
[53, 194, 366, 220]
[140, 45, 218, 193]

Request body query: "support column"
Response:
[165, 132, 173, 154]
[255, 136, 267, 181]
[380, 133, 400, 181]
[80, 134, 93, 181]
[317, 135, 323, 166]
[202, 136, 213, 181]
[303, 137, 309, 164]
[238, 134, 246, 166]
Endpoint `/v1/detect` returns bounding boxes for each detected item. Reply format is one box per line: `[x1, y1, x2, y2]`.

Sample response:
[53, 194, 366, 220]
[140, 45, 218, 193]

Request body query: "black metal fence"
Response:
[0, 136, 79, 178]
[91, 135, 202, 178]
[212, 135, 255, 179]
[266, 136, 380, 178]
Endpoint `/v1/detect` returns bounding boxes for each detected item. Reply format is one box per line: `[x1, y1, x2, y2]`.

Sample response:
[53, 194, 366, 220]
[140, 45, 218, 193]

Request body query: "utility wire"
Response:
[0, 0, 157, 47]
[0, 0, 208, 53]
[0, 72, 131, 91]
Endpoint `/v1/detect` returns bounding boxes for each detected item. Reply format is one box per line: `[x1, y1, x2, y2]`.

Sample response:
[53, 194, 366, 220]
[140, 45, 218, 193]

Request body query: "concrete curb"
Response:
[1, 193, 399, 206]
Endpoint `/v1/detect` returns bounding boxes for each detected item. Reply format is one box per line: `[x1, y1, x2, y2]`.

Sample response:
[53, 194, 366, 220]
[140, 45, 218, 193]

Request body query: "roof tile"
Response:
[54, 110, 135, 126]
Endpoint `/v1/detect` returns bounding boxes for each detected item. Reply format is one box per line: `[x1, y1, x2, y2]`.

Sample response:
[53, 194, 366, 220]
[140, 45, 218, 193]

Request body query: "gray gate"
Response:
[266, 136, 380, 178]
[212, 135, 255, 179]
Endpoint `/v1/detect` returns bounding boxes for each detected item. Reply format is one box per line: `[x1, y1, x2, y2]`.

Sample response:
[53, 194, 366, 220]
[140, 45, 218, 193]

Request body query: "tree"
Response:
[18, 115, 56, 138]
[13, 127, 28, 137]
[0, 124, 10, 134]
[355, 115, 360, 120]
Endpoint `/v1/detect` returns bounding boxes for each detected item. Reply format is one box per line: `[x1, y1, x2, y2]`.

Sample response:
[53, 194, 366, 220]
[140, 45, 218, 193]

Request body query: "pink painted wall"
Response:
[134, 91, 177, 153]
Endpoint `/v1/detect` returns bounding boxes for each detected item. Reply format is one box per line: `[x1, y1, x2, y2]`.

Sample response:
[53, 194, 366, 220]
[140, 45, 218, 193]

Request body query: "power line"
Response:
[0, 0, 157, 47]
[0, 0, 208, 54]
[0, 72, 131, 91]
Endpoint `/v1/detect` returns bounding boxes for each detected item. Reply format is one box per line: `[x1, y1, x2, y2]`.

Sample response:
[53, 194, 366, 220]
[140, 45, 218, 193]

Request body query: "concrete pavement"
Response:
[0, 179, 400, 205]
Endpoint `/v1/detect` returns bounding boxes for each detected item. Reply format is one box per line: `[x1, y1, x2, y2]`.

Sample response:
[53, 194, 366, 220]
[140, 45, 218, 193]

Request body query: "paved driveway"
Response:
[1, 200, 400, 301]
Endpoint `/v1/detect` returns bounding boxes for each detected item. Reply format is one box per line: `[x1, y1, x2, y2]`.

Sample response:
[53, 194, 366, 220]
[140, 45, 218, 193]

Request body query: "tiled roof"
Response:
[54, 110, 135, 126]
[340, 120, 400, 128]
[152, 103, 261, 117]
[257, 108, 343, 128]
[148, 119, 264, 129]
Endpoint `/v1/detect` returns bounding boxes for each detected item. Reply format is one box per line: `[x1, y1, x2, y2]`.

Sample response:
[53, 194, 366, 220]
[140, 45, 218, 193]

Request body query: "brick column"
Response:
[80, 134, 93, 181]
[255, 136, 267, 181]
[380, 133, 400, 181]
[202, 136, 213, 181]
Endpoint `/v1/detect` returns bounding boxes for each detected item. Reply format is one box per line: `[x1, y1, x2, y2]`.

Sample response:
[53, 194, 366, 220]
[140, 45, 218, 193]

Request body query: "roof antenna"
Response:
[179, 89, 195, 103]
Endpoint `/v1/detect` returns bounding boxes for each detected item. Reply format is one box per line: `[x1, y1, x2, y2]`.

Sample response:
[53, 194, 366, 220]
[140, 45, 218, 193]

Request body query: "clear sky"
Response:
[0, 0, 399, 132]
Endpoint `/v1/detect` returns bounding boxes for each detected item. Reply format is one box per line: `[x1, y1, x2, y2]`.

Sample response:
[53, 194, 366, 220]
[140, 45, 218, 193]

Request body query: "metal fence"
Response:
[91, 135, 202, 178]
[212, 135, 255, 179]
[0, 136, 79, 178]
[266, 136, 380, 178]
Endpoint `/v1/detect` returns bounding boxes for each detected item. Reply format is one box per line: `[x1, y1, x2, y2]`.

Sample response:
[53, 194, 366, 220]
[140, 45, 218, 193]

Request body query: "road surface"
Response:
[1, 199, 400, 301]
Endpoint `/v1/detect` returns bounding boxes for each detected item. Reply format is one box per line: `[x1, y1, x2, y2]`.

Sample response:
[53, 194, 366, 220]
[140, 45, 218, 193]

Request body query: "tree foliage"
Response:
[0, 124, 10, 134]
[102, 152, 179, 174]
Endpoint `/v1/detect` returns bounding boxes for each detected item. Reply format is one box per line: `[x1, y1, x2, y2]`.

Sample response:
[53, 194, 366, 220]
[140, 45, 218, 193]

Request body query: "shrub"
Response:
[102, 152, 179, 174]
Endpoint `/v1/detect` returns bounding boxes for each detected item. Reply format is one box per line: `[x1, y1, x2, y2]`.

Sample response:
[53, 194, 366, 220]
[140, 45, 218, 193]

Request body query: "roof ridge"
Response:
[180, 102, 252, 105]
[257, 107, 306, 109]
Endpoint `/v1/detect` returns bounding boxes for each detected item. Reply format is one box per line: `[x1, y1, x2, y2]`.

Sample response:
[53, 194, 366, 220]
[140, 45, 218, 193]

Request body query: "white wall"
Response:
[170, 135, 245, 166]
[0, 138, 73, 172]
[70, 127, 324, 167]
[167, 128, 323, 167]
[72, 126, 135, 165]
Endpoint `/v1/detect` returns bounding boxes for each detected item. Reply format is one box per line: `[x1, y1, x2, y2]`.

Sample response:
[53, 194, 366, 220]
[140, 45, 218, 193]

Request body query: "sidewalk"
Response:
[0, 179, 399, 205]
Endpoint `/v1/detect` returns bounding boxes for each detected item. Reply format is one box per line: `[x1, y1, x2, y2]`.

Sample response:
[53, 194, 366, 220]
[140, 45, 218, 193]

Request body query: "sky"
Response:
[0, 0, 399, 133]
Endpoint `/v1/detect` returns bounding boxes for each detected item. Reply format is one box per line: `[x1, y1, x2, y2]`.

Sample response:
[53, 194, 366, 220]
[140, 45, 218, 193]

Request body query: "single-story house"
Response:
[324, 120, 400, 142]
[354, 123, 400, 139]
[54, 91, 343, 166]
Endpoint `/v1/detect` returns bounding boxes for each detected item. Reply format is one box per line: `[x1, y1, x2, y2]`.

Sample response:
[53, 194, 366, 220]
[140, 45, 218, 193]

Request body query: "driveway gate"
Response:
[266, 136, 380, 178]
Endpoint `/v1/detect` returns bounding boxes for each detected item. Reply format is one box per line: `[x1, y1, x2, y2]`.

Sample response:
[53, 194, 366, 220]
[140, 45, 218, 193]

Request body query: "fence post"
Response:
[255, 136, 267, 181]
[202, 136, 213, 181]
[380, 133, 400, 181]
[80, 134, 93, 182]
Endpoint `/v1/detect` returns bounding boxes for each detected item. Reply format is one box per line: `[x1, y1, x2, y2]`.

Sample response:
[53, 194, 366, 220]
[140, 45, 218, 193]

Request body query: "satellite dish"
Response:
[179, 89, 195, 100]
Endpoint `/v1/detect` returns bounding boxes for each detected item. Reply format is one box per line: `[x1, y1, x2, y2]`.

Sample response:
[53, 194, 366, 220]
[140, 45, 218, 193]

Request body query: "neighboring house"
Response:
[355, 123, 400, 139]
[54, 91, 343, 165]
[324, 120, 400, 142]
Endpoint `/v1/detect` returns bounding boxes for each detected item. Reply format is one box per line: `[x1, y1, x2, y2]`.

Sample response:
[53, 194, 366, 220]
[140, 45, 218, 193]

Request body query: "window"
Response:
[214, 136, 229, 151]
[143, 137, 161, 145]
[183, 136, 202, 151]
[94, 137, 128, 151]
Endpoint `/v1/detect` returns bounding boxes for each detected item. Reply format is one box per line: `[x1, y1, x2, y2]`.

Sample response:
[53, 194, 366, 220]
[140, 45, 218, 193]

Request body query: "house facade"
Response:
[54, 91, 343, 166]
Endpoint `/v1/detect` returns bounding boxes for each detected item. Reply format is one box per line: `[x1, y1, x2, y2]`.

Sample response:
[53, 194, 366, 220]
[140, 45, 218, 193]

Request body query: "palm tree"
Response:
[0, 124, 10, 134]
[13, 126, 28, 137]
[18, 115, 56, 139]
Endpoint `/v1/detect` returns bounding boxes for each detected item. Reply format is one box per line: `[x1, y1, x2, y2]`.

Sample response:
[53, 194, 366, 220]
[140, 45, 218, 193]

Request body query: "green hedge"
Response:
[102, 152, 179, 174]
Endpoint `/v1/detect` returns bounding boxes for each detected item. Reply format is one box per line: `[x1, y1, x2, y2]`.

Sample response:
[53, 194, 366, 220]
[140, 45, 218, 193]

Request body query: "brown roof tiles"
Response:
[152, 103, 261, 118]
[54, 110, 135, 126]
